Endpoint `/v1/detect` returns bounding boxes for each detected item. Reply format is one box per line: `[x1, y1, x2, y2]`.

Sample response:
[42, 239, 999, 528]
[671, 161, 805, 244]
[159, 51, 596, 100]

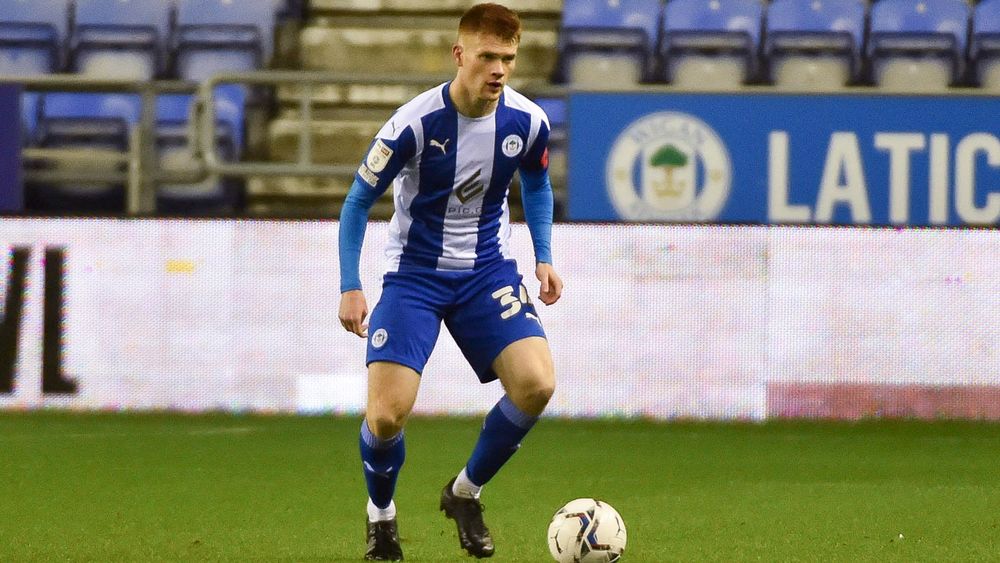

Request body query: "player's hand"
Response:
[535, 262, 563, 306]
[339, 290, 369, 338]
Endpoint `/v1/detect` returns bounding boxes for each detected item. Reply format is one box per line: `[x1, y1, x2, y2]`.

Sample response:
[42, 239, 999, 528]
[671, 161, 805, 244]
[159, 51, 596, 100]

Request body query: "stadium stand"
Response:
[868, 0, 971, 91]
[173, 0, 276, 79]
[9, 0, 1000, 218]
[156, 119, 244, 214]
[261, 0, 562, 218]
[972, 0, 1000, 88]
[555, 0, 662, 87]
[27, 91, 141, 213]
[0, 0, 71, 143]
[71, 0, 172, 80]
[662, 0, 765, 89]
[765, 0, 867, 90]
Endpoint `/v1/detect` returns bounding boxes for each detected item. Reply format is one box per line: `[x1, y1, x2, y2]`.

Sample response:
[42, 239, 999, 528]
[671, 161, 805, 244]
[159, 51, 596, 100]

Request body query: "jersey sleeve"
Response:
[354, 117, 418, 195]
[518, 114, 554, 265]
[519, 118, 550, 174]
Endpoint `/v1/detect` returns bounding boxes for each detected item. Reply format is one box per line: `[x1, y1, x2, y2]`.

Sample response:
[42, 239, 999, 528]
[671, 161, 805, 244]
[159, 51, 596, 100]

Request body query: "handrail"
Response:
[0, 75, 203, 213]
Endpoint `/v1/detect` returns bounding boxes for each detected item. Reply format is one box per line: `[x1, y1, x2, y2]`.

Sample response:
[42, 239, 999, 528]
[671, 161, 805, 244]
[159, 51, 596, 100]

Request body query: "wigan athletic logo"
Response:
[606, 112, 731, 221]
[502, 134, 523, 158]
[370, 328, 388, 349]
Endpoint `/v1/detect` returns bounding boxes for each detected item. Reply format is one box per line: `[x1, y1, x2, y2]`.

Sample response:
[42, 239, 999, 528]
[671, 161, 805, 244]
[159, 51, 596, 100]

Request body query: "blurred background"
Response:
[1, 0, 998, 421]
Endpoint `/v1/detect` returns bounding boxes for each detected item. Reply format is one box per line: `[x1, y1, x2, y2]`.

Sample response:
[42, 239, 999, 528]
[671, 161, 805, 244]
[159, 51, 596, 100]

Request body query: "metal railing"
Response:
[4, 71, 567, 215]
[0, 74, 210, 214]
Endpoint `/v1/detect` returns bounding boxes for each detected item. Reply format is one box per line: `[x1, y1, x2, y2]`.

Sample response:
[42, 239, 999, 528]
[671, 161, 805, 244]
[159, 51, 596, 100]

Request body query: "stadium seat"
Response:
[1, 1, 70, 146]
[972, 0, 1000, 88]
[156, 120, 245, 215]
[24, 92, 142, 213]
[765, 0, 866, 90]
[173, 0, 279, 79]
[155, 91, 245, 214]
[70, 0, 173, 80]
[531, 97, 568, 220]
[533, 97, 567, 131]
[662, 0, 765, 89]
[20, 93, 41, 146]
[868, 0, 970, 91]
[0, 0, 70, 75]
[26, 114, 129, 214]
[555, 0, 662, 87]
[0, 0, 69, 76]
[155, 85, 248, 154]
[40, 92, 142, 126]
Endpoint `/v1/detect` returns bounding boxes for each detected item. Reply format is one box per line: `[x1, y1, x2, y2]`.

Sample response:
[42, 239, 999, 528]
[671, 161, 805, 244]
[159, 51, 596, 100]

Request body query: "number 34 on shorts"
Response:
[492, 284, 540, 324]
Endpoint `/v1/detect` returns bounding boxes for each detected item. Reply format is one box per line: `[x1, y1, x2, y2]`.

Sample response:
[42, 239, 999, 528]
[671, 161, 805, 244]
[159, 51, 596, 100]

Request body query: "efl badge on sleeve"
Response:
[366, 139, 393, 173]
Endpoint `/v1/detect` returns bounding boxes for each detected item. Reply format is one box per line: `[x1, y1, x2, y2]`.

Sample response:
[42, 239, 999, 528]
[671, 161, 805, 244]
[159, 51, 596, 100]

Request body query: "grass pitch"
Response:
[1, 412, 998, 561]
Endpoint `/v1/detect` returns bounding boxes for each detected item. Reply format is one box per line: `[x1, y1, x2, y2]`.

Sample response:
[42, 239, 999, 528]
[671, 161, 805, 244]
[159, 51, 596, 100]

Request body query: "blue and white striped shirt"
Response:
[339, 82, 553, 292]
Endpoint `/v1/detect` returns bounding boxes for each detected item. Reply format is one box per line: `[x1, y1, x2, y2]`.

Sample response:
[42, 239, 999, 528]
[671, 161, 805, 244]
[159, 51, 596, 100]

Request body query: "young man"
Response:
[337, 3, 562, 560]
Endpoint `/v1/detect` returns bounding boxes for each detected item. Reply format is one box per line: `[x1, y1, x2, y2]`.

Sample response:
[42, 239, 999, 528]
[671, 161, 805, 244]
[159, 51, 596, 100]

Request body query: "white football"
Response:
[547, 498, 627, 562]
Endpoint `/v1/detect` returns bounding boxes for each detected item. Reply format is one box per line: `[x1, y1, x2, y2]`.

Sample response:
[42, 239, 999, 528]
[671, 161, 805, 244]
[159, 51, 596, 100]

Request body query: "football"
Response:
[546, 498, 627, 562]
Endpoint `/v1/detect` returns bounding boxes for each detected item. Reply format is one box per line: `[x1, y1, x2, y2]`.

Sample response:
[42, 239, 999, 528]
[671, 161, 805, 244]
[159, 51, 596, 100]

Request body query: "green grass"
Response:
[1, 413, 999, 562]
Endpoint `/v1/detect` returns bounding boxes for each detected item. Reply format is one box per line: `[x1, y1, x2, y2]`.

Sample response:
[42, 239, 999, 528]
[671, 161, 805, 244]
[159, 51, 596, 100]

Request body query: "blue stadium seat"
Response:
[156, 120, 245, 215]
[556, 0, 662, 86]
[40, 93, 142, 127]
[765, 0, 866, 90]
[155, 85, 247, 154]
[531, 96, 568, 219]
[26, 114, 129, 214]
[173, 0, 279, 79]
[0, 0, 70, 75]
[155, 92, 245, 215]
[533, 97, 567, 131]
[71, 0, 173, 79]
[24, 92, 143, 213]
[868, 0, 970, 91]
[20, 93, 41, 146]
[662, 0, 764, 89]
[973, 0, 1000, 88]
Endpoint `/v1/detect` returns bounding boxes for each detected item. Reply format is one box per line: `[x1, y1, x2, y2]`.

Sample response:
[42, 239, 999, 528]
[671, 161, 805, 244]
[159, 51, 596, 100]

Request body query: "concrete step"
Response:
[245, 175, 395, 219]
[267, 117, 386, 164]
[299, 26, 558, 80]
[310, 0, 563, 15]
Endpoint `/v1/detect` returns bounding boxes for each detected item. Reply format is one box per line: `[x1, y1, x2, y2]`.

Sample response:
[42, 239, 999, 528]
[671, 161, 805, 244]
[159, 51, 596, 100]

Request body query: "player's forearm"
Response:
[339, 179, 379, 293]
[519, 168, 553, 264]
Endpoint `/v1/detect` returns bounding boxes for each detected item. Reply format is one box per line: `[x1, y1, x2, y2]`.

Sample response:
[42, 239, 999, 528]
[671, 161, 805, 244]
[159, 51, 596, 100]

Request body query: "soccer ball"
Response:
[547, 498, 627, 562]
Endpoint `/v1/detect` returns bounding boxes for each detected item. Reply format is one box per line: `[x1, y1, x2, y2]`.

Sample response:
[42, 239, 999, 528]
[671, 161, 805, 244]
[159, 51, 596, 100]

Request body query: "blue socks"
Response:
[465, 395, 539, 487]
[359, 419, 405, 510]
[360, 396, 537, 512]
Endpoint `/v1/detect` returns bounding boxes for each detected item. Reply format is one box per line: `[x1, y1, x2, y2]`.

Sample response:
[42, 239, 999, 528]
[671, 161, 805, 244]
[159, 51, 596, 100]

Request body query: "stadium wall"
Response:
[1, 219, 998, 420]
[568, 91, 1000, 226]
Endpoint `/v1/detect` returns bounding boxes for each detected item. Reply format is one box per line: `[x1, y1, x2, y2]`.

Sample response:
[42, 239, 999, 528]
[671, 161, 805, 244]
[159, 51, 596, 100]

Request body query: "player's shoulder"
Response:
[376, 83, 449, 141]
[502, 86, 550, 128]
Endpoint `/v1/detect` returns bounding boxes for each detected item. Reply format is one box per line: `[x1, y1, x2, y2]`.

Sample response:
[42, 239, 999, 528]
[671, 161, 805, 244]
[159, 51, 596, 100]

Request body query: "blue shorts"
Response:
[366, 259, 546, 383]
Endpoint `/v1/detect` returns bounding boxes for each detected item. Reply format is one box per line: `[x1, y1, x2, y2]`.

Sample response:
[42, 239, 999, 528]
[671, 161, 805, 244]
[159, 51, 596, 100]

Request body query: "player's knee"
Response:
[366, 409, 407, 439]
[516, 367, 555, 414]
[528, 379, 555, 409]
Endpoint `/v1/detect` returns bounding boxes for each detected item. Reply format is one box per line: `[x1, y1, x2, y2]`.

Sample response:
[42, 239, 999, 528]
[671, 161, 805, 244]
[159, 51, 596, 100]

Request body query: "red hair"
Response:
[458, 3, 522, 44]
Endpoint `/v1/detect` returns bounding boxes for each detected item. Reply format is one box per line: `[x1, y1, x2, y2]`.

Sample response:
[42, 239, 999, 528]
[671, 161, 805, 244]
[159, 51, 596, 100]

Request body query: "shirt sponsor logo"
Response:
[455, 169, 484, 204]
